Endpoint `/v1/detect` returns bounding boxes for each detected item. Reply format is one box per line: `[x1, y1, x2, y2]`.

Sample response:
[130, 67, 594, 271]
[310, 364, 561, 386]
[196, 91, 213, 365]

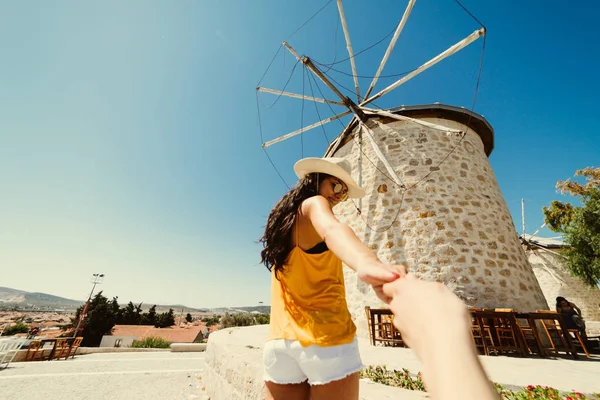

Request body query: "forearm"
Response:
[323, 223, 380, 270]
[423, 337, 499, 400]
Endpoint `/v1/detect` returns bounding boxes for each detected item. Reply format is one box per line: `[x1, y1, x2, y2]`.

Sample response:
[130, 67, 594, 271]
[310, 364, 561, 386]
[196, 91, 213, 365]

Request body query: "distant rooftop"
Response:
[522, 235, 566, 249]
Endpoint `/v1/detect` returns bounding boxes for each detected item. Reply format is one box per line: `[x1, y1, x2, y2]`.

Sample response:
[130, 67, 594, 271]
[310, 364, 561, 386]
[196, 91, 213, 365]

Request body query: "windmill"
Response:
[255, 1, 553, 328]
[256, 0, 486, 195]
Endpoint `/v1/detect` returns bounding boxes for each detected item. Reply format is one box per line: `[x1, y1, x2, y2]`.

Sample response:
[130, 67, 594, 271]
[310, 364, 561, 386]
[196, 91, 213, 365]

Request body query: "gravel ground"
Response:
[0, 352, 209, 400]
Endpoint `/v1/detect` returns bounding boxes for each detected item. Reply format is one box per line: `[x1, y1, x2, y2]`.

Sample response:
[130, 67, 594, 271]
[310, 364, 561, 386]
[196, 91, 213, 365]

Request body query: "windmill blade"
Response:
[282, 41, 349, 104]
[363, 0, 416, 100]
[336, 0, 361, 102]
[358, 122, 405, 188]
[262, 110, 352, 148]
[361, 107, 463, 133]
[361, 28, 485, 106]
[257, 87, 345, 106]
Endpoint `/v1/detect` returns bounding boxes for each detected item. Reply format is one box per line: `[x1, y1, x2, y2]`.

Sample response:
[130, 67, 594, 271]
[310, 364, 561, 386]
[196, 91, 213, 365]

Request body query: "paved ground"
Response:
[0, 352, 208, 400]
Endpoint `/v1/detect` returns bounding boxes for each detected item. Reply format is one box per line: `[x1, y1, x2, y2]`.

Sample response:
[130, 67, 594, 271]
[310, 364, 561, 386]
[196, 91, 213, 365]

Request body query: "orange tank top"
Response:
[267, 246, 356, 347]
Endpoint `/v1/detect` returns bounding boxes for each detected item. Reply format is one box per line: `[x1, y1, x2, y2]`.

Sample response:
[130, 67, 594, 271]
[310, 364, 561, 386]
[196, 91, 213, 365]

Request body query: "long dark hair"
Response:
[556, 296, 568, 308]
[260, 172, 330, 274]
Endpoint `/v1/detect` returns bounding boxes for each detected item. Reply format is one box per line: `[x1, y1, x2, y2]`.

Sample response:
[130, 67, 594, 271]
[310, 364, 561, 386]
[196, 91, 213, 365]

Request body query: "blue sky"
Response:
[1, 1, 598, 308]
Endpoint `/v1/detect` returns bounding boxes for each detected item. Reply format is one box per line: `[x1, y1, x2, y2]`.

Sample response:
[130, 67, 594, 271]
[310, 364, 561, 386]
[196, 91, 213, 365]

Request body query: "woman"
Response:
[260, 157, 406, 400]
[556, 296, 587, 339]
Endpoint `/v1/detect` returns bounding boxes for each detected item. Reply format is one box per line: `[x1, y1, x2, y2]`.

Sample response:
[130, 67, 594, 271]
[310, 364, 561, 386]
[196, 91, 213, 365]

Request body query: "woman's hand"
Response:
[356, 262, 407, 303]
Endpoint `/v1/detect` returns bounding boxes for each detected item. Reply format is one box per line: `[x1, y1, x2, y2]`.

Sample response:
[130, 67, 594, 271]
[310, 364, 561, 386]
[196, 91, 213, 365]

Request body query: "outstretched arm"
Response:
[302, 196, 406, 291]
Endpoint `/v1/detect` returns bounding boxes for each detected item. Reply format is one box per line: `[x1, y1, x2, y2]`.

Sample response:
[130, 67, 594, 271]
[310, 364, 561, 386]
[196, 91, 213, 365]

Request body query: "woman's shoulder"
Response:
[301, 195, 328, 207]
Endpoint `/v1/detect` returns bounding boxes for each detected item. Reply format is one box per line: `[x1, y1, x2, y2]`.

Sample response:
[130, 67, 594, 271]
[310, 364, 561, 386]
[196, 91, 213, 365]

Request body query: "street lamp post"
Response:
[72, 273, 105, 338]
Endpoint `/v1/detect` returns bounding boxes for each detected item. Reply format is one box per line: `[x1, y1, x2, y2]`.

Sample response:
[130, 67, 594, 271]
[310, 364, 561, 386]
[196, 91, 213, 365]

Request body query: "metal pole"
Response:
[521, 199, 526, 238]
[73, 273, 104, 338]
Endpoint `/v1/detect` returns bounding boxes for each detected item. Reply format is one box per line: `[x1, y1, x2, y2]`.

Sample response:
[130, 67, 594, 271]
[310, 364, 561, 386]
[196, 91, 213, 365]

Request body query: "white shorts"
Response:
[263, 337, 363, 385]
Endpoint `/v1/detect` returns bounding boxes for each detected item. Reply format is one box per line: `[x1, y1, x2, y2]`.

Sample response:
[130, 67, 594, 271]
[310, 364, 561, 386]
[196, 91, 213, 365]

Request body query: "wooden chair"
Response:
[365, 307, 406, 347]
[473, 310, 526, 356]
[365, 306, 375, 345]
[50, 338, 71, 360]
[469, 309, 493, 355]
[25, 340, 46, 361]
[535, 310, 589, 358]
[512, 315, 545, 357]
[527, 311, 578, 359]
[64, 337, 83, 359]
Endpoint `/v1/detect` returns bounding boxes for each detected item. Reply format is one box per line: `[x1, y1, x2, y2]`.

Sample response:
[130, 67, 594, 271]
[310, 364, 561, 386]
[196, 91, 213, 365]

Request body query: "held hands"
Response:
[356, 262, 408, 303]
[381, 275, 473, 359]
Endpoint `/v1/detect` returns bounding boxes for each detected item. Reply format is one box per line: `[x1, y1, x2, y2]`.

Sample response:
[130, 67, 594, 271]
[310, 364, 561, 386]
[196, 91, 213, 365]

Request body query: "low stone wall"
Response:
[204, 326, 266, 400]
[10, 346, 169, 363]
[205, 325, 600, 398]
[170, 343, 207, 352]
[204, 325, 425, 399]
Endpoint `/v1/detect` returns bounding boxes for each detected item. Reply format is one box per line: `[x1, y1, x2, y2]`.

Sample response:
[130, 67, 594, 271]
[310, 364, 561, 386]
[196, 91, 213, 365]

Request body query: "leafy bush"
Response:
[130, 337, 171, 349]
[2, 322, 29, 336]
[202, 316, 220, 327]
[220, 312, 270, 328]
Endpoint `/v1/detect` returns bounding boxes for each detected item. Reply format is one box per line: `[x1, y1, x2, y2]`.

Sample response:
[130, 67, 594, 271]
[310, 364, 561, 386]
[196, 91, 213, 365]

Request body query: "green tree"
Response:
[120, 301, 143, 325]
[142, 305, 158, 326]
[543, 167, 600, 286]
[185, 313, 193, 323]
[72, 292, 118, 347]
[155, 308, 175, 328]
[110, 296, 122, 324]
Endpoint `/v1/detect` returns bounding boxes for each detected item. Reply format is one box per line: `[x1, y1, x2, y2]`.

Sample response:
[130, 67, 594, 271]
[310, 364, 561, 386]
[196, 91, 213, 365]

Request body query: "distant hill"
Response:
[0, 286, 83, 311]
[0, 287, 270, 314]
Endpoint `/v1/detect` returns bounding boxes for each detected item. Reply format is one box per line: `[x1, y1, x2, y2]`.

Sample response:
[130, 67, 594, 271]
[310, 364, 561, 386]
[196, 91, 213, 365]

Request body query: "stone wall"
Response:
[527, 245, 600, 322]
[330, 115, 548, 339]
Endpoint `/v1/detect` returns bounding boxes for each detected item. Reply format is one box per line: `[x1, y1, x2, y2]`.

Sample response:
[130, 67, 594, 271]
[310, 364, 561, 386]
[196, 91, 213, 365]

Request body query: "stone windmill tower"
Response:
[257, 0, 549, 338]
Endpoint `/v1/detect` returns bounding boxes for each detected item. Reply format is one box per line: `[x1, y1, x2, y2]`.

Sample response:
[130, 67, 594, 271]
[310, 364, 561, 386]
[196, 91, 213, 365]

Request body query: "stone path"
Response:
[0, 352, 209, 400]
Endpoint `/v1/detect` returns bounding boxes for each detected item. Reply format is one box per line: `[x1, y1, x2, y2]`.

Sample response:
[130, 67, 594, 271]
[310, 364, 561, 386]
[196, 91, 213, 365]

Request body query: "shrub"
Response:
[2, 322, 29, 336]
[130, 337, 171, 349]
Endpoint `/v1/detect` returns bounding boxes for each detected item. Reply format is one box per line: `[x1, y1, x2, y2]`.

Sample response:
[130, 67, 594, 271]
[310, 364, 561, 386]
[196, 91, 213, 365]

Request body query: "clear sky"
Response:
[1, 1, 598, 308]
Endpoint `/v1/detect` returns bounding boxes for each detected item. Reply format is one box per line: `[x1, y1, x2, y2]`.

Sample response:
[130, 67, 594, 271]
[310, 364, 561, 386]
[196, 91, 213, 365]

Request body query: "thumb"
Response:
[382, 280, 400, 298]
[382, 275, 414, 297]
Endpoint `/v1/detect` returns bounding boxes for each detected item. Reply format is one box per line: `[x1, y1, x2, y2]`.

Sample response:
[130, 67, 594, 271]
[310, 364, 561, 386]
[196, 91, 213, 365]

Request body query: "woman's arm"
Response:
[302, 196, 405, 286]
[571, 303, 582, 316]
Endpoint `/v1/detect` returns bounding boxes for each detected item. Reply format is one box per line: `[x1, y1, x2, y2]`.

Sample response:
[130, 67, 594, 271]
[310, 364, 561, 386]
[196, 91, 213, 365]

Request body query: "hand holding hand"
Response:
[356, 262, 407, 303]
[382, 275, 472, 359]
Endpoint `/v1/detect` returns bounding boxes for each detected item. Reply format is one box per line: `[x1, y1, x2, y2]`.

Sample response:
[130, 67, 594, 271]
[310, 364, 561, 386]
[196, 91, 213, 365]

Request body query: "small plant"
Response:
[130, 336, 171, 349]
[359, 365, 426, 391]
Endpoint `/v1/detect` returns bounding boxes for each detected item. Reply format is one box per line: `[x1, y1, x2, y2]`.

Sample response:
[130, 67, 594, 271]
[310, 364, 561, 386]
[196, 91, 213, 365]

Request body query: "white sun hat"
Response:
[293, 157, 366, 198]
